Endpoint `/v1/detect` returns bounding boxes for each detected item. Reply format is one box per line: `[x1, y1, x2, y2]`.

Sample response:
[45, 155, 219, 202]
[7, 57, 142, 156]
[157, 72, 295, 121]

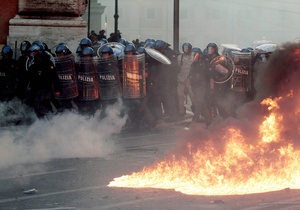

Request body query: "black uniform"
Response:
[146, 59, 163, 122]
[26, 52, 61, 118]
[189, 60, 211, 124]
[159, 47, 179, 121]
[17, 54, 30, 100]
[208, 52, 233, 119]
[0, 57, 18, 101]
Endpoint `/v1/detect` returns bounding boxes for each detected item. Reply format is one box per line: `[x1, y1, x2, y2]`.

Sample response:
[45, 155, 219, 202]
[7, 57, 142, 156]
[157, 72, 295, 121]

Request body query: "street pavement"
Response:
[1, 115, 300, 210]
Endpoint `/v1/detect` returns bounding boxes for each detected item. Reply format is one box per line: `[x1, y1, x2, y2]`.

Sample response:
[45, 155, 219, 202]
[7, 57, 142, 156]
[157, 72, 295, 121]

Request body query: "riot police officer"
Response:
[26, 41, 61, 118]
[136, 46, 157, 128]
[97, 44, 121, 113]
[54, 43, 78, 112]
[122, 43, 143, 130]
[206, 42, 220, 62]
[75, 46, 100, 115]
[157, 40, 180, 122]
[206, 42, 232, 120]
[188, 47, 211, 124]
[0, 45, 18, 101]
[177, 42, 194, 117]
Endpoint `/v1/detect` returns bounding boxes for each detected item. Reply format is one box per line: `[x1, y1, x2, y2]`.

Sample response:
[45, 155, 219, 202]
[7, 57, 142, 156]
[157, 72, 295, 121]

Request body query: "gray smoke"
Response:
[254, 42, 300, 100]
[0, 99, 127, 170]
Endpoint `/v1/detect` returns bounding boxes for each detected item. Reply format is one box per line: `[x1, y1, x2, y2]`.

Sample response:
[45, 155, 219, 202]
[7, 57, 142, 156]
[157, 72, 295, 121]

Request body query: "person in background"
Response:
[177, 42, 194, 117]
[97, 30, 106, 40]
[132, 39, 140, 48]
[89, 30, 97, 39]
[107, 30, 122, 42]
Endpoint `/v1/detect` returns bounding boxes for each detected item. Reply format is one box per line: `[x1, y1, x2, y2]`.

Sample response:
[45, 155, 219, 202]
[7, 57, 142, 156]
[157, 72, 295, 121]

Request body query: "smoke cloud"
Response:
[0, 99, 127, 170]
[254, 42, 300, 100]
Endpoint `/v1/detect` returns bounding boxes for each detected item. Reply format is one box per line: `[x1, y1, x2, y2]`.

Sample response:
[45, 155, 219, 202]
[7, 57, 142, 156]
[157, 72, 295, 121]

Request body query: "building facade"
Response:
[1, 0, 299, 52]
[97, 0, 300, 50]
[0, 0, 18, 45]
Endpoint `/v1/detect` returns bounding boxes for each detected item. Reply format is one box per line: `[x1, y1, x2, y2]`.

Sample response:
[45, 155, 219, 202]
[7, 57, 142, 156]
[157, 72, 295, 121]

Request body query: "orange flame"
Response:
[109, 94, 300, 195]
[259, 97, 283, 143]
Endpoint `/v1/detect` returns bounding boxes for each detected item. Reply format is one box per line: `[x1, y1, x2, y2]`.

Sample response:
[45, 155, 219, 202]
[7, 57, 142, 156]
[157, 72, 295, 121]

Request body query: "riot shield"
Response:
[95, 54, 121, 100]
[144, 47, 171, 65]
[75, 57, 99, 101]
[255, 43, 277, 53]
[231, 51, 253, 92]
[122, 54, 146, 99]
[210, 55, 235, 84]
[54, 54, 78, 99]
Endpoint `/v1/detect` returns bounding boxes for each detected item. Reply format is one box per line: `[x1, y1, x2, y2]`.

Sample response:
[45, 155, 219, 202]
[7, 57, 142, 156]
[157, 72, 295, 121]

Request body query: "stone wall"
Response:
[8, 16, 87, 55]
[18, 0, 87, 17]
[0, 0, 18, 44]
[8, 0, 88, 55]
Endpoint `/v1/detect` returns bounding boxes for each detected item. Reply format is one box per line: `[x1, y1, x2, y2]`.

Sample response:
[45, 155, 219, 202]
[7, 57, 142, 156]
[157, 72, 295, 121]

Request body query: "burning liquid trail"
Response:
[109, 93, 300, 195]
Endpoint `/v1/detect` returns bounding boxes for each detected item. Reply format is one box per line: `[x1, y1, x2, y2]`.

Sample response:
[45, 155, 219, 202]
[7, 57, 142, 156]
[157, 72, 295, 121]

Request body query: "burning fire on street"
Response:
[108, 43, 300, 196]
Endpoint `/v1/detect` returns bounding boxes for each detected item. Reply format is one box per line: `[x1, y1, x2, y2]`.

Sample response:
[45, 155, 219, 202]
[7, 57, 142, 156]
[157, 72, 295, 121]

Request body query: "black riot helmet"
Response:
[20, 41, 31, 56]
[1, 45, 13, 59]
[79, 37, 92, 49]
[240, 47, 254, 53]
[76, 45, 82, 55]
[99, 45, 113, 55]
[138, 41, 145, 47]
[182, 42, 192, 54]
[240, 48, 251, 53]
[124, 43, 137, 55]
[206, 42, 219, 55]
[145, 38, 155, 46]
[55, 43, 72, 56]
[154, 40, 167, 51]
[137, 47, 146, 54]
[98, 38, 108, 46]
[145, 41, 155, 49]
[32, 40, 45, 52]
[117, 38, 127, 46]
[191, 47, 203, 61]
[192, 47, 202, 54]
[99, 45, 114, 59]
[82, 46, 94, 57]
[29, 43, 44, 58]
